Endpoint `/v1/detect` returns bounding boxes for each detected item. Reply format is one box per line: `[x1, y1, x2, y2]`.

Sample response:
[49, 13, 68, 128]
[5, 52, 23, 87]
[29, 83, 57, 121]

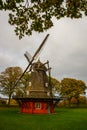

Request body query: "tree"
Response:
[51, 77, 61, 95]
[0, 0, 87, 39]
[15, 72, 30, 97]
[60, 78, 87, 107]
[79, 95, 86, 104]
[0, 66, 23, 105]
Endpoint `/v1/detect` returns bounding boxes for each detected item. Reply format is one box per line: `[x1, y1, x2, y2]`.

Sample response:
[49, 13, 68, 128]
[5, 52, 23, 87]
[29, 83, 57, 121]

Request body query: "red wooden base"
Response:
[20, 101, 54, 114]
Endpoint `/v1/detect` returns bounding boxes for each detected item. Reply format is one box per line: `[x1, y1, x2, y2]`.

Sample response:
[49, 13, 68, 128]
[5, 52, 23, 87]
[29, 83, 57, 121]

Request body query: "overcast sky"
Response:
[0, 11, 87, 85]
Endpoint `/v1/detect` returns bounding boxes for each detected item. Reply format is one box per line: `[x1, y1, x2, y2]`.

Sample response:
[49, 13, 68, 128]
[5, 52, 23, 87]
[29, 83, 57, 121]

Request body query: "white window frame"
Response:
[35, 102, 41, 109]
[45, 82, 48, 87]
[29, 82, 31, 86]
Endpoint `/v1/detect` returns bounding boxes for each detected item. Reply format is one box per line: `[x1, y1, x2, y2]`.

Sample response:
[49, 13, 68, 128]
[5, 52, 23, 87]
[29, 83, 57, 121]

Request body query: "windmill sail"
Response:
[14, 34, 49, 86]
[24, 51, 32, 63]
[32, 34, 49, 60]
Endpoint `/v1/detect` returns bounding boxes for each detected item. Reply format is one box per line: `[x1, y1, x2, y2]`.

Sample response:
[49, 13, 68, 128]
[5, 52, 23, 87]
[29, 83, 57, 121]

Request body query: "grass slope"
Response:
[0, 107, 87, 130]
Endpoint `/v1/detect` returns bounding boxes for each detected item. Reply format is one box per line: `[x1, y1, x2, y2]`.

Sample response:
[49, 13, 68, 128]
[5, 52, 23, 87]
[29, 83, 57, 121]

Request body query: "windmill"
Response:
[14, 34, 61, 114]
[15, 34, 50, 87]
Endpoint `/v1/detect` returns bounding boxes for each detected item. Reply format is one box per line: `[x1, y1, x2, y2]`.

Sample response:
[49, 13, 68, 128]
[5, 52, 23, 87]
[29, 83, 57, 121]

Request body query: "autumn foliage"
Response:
[60, 78, 87, 106]
[0, 67, 23, 105]
[0, 66, 87, 107]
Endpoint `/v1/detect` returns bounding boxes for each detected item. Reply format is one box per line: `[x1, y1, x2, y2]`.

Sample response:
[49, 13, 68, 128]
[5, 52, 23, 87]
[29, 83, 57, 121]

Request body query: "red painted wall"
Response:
[20, 101, 54, 114]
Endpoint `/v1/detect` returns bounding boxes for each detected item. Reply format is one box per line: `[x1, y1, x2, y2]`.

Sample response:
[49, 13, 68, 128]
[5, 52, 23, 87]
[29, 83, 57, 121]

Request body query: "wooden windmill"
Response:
[14, 34, 60, 114]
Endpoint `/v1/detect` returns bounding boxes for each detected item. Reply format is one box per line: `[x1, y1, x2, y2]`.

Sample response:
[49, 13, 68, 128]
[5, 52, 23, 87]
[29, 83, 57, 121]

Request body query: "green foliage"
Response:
[58, 96, 87, 107]
[15, 72, 30, 97]
[51, 77, 61, 94]
[79, 96, 86, 104]
[0, 0, 87, 38]
[60, 78, 87, 106]
[0, 0, 3, 10]
[0, 67, 23, 105]
[21, 72, 30, 87]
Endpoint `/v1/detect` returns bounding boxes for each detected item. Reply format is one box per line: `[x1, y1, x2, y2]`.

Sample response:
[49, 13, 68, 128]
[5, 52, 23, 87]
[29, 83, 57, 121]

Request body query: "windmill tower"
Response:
[25, 60, 52, 98]
[14, 34, 60, 114]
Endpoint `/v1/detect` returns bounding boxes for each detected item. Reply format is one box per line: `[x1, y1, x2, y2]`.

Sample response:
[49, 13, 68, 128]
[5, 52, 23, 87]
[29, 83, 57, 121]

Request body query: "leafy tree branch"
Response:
[0, 0, 87, 39]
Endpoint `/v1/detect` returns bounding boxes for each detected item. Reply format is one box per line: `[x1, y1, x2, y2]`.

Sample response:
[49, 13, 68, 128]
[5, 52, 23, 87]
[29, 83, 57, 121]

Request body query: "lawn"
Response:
[0, 107, 87, 130]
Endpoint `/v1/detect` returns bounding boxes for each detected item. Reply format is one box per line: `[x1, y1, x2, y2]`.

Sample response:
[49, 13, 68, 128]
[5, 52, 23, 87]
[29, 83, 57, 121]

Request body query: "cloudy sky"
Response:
[0, 11, 87, 85]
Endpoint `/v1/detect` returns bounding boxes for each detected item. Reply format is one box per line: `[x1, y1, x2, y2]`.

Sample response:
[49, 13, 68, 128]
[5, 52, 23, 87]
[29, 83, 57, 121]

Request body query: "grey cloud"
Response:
[0, 11, 87, 84]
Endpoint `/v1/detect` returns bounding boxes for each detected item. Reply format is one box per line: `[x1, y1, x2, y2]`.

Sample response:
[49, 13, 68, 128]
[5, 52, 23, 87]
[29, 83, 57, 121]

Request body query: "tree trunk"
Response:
[77, 98, 80, 107]
[64, 99, 66, 107]
[68, 99, 71, 107]
[8, 94, 11, 106]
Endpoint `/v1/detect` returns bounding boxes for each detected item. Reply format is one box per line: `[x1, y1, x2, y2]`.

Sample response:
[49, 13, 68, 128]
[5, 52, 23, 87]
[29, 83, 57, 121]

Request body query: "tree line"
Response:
[0, 66, 86, 106]
[57, 95, 87, 107]
[51, 77, 87, 107]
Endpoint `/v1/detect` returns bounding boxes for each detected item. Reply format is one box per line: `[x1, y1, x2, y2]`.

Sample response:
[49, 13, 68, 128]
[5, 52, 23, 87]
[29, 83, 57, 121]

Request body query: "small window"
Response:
[26, 90, 29, 96]
[35, 102, 41, 109]
[29, 82, 31, 86]
[45, 82, 48, 87]
[47, 92, 50, 96]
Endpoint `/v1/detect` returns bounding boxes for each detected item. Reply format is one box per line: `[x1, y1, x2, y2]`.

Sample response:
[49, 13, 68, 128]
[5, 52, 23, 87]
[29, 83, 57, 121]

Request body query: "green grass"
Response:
[0, 107, 87, 130]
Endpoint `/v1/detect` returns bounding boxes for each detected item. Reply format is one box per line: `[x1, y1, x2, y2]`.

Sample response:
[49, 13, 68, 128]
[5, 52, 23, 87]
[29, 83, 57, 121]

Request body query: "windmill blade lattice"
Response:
[15, 34, 50, 86]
